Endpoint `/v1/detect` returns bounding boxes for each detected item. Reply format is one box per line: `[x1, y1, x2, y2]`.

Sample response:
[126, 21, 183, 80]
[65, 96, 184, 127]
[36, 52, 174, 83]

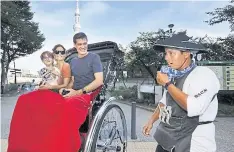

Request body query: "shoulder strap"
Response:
[210, 93, 218, 103]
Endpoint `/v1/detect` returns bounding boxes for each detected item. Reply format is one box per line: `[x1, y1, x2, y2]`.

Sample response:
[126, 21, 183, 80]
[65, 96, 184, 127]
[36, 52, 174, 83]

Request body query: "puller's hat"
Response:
[153, 32, 207, 54]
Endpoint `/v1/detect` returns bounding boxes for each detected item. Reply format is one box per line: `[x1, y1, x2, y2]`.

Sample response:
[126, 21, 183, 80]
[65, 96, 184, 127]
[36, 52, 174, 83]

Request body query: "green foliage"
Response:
[110, 85, 138, 100]
[218, 92, 234, 105]
[202, 0, 234, 61]
[1, 1, 45, 87]
[1, 1, 45, 61]
[206, 0, 234, 31]
[193, 35, 234, 61]
[142, 93, 155, 104]
[125, 29, 172, 80]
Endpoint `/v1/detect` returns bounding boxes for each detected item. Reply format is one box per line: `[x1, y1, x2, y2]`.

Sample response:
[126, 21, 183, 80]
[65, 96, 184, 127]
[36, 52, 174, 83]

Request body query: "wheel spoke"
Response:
[94, 106, 127, 152]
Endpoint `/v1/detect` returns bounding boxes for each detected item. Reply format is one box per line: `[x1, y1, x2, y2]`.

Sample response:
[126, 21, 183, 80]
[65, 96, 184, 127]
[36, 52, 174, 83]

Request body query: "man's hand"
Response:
[59, 88, 65, 95]
[63, 88, 82, 98]
[142, 122, 153, 136]
[156, 71, 169, 86]
[38, 83, 52, 90]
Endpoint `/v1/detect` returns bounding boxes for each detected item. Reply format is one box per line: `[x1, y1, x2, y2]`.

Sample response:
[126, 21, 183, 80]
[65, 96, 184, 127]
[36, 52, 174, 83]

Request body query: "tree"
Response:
[1, 1, 45, 89]
[206, 0, 234, 31]
[192, 35, 233, 61]
[205, 0, 234, 60]
[125, 29, 174, 82]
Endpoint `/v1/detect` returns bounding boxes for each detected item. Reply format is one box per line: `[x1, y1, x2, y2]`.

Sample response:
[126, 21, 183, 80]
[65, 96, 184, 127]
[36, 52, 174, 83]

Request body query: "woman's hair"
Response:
[40, 51, 54, 60]
[52, 44, 66, 53]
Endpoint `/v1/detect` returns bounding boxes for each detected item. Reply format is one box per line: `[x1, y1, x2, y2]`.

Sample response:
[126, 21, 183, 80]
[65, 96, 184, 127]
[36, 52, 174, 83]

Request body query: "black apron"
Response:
[154, 67, 200, 152]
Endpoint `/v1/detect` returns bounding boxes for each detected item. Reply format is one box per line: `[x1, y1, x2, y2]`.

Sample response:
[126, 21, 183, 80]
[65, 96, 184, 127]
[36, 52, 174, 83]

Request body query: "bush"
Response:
[109, 85, 138, 100]
[142, 93, 155, 104]
[218, 91, 234, 105]
[118, 86, 126, 90]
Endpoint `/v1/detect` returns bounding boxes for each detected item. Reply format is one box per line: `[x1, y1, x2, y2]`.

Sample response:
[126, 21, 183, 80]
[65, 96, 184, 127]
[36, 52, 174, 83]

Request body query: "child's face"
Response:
[42, 54, 53, 66]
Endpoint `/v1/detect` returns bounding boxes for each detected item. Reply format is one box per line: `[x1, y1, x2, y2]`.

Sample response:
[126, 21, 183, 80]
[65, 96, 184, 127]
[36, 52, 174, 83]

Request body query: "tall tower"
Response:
[73, 0, 81, 34]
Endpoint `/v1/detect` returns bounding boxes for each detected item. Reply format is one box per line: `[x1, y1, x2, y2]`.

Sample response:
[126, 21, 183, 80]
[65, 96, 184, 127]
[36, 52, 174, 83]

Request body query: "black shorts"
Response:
[156, 145, 175, 152]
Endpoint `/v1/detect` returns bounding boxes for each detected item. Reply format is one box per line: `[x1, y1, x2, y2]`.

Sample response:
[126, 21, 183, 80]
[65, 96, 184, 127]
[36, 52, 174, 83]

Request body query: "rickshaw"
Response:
[65, 41, 127, 152]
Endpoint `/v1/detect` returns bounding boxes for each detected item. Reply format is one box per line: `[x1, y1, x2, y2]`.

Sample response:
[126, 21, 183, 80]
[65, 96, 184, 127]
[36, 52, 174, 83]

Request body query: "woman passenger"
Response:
[39, 44, 71, 91]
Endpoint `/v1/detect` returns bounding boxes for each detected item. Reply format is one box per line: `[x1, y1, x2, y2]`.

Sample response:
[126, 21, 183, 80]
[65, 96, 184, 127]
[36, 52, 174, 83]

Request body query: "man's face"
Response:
[164, 48, 190, 70]
[74, 38, 88, 56]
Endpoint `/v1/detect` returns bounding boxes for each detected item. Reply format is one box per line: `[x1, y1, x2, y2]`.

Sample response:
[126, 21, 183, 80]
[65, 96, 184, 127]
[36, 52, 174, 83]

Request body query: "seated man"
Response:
[60, 32, 103, 97]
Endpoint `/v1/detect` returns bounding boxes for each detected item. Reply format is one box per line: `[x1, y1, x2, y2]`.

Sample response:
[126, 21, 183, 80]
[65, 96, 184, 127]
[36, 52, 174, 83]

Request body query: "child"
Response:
[39, 51, 60, 86]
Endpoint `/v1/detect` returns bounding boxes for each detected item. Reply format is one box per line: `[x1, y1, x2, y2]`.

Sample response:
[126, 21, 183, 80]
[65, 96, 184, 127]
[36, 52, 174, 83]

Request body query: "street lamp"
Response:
[168, 24, 174, 36]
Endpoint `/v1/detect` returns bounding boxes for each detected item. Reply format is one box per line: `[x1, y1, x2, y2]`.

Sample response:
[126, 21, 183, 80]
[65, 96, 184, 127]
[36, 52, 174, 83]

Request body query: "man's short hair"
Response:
[73, 32, 88, 44]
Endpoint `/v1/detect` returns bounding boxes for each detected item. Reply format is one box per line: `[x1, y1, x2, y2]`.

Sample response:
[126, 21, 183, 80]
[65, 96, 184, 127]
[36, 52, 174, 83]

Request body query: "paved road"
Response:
[114, 101, 158, 142]
[1, 96, 18, 139]
[1, 94, 234, 152]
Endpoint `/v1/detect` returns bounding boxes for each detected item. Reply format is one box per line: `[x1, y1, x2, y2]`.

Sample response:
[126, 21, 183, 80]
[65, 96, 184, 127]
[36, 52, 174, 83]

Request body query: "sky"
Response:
[12, 0, 231, 73]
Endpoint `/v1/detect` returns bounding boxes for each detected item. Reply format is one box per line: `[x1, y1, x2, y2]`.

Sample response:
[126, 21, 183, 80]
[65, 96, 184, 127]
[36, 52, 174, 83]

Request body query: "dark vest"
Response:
[154, 67, 199, 152]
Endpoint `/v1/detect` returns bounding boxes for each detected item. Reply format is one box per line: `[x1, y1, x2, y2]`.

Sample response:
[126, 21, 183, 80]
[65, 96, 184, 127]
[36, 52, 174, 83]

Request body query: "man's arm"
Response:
[148, 102, 165, 124]
[83, 72, 103, 93]
[63, 72, 103, 97]
[143, 89, 166, 136]
[67, 76, 74, 89]
[63, 54, 103, 97]
[148, 89, 167, 124]
[82, 54, 103, 93]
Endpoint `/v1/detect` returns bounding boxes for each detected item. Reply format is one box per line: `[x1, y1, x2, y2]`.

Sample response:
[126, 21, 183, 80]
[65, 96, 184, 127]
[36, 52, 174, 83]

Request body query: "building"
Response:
[7, 68, 41, 84]
[197, 61, 234, 90]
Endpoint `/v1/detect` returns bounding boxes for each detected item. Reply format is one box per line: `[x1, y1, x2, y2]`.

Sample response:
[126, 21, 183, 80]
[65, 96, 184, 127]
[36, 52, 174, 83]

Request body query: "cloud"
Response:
[14, 1, 232, 72]
[31, 2, 70, 28]
[135, 1, 231, 38]
[81, 1, 110, 17]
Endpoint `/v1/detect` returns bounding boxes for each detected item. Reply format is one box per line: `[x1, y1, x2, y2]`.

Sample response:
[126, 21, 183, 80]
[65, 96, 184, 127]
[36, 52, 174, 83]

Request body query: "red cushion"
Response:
[7, 89, 98, 152]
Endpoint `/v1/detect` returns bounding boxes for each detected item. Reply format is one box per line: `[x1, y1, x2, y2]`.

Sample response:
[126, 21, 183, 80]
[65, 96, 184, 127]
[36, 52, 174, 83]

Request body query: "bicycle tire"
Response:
[90, 104, 127, 152]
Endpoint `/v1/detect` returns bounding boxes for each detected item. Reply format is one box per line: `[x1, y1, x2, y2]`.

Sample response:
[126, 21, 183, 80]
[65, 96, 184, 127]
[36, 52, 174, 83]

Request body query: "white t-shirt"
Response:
[159, 66, 220, 152]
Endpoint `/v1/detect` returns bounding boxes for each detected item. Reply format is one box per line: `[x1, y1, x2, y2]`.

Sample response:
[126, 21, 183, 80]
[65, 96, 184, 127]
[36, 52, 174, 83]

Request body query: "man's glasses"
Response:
[54, 50, 66, 55]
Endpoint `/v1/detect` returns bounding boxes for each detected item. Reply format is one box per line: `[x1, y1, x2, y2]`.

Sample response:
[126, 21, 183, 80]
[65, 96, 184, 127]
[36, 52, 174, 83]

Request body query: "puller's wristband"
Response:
[165, 81, 173, 90]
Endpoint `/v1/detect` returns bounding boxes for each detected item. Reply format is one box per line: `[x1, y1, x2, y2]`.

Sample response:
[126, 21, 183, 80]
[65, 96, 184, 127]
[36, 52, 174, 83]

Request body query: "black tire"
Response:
[90, 104, 127, 152]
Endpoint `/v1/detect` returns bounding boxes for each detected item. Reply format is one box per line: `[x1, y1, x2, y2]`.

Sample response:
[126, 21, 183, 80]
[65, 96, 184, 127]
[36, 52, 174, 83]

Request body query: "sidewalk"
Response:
[128, 141, 157, 152]
[1, 139, 7, 152]
[1, 139, 157, 152]
[117, 99, 156, 112]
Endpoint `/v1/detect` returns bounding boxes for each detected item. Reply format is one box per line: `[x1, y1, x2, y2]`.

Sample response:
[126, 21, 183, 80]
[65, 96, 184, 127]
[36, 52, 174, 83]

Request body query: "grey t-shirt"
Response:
[70, 53, 103, 90]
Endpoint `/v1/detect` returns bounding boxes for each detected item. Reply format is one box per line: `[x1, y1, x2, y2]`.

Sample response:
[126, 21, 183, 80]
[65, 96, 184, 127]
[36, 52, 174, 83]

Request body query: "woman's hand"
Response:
[38, 83, 52, 90]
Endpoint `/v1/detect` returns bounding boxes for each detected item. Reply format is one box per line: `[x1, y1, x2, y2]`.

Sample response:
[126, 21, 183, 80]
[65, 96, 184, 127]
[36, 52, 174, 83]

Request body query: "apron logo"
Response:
[159, 105, 172, 125]
[194, 89, 207, 98]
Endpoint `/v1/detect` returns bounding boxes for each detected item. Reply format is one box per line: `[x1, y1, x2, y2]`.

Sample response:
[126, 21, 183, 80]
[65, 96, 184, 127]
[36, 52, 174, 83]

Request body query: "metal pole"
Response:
[131, 102, 137, 139]
[14, 61, 17, 84]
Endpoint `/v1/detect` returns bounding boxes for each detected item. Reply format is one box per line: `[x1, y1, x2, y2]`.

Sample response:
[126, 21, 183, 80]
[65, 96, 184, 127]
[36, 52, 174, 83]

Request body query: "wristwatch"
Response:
[82, 88, 87, 94]
[165, 81, 173, 90]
